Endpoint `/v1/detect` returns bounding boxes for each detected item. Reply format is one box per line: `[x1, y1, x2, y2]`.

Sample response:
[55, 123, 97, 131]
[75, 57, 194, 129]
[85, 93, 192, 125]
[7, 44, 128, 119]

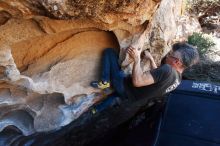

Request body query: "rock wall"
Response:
[0, 0, 200, 135]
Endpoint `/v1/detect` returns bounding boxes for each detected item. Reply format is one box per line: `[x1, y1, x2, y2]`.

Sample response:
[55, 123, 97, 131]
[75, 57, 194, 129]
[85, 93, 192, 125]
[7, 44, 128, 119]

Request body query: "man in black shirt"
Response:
[91, 42, 199, 102]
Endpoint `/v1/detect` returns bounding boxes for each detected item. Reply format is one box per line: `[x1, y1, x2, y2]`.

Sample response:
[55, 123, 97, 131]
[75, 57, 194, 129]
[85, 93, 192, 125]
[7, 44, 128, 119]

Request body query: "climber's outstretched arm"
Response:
[127, 46, 154, 87]
[143, 50, 157, 69]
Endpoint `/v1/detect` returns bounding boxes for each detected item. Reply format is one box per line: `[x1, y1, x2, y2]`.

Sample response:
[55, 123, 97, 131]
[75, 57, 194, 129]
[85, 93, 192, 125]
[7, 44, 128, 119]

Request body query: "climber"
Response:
[91, 42, 199, 103]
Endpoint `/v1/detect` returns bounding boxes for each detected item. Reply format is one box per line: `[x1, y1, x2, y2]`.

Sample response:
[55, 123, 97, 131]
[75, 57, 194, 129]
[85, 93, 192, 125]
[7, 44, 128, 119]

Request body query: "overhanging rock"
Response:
[0, 0, 201, 135]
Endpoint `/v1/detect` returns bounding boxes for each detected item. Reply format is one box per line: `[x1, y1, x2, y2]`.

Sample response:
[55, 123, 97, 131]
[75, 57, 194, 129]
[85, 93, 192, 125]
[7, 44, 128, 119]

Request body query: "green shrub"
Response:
[187, 32, 215, 55]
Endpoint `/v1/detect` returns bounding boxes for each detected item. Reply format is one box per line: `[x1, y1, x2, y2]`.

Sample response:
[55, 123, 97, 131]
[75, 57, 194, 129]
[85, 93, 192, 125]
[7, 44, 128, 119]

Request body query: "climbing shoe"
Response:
[90, 81, 110, 89]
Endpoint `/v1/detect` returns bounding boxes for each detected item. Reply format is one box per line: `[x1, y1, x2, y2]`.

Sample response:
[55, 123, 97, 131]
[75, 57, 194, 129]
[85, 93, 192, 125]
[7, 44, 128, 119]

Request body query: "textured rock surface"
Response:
[0, 0, 158, 25]
[0, 0, 200, 135]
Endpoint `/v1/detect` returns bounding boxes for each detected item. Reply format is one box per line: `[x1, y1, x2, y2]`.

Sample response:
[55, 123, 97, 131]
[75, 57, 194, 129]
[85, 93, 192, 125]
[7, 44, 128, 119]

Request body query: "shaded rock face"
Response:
[0, 17, 120, 134]
[0, 0, 200, 136]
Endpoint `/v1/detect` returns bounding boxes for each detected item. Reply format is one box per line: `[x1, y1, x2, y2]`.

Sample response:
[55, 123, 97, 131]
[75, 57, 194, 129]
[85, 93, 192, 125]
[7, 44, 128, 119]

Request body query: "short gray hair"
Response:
[172, 42, 200, 68]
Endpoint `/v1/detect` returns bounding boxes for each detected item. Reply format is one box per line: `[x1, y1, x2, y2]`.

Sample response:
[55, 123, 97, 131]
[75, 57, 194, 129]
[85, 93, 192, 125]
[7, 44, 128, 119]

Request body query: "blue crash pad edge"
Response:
[173, 80, 220, 97]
